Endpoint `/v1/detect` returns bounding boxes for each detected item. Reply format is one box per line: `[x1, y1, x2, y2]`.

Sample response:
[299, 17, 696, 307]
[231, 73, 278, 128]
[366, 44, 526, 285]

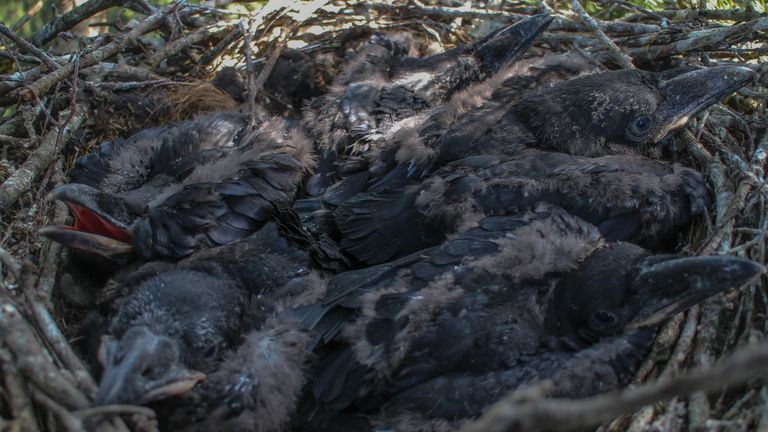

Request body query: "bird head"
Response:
[40, 183, 137, 261]
[95, 271, 246, 406]
[513, 66, 757, 157]
[545, 243, 764, 346]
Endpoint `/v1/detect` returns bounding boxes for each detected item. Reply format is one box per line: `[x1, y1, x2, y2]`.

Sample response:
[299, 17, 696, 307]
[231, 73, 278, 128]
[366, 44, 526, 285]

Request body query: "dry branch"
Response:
[0, 102, 87, 210]
[0, 300, 90, 410]
[461, 341, 768, 432]
[2, 4, 178, 107]
[145, 23, 235, 69]
[0, 23, 60, 71]
[571, 0, 634, 69]
[28, 0, 128, 48]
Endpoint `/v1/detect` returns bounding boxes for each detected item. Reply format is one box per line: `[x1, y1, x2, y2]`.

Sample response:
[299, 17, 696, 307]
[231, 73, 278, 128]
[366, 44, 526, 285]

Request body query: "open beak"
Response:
[476, 14, 554, 73]
[653, 66, 757, 142]
[40, 184, 135, 260]
[628, 255, 764, 329]
[95, 327, 206, 406]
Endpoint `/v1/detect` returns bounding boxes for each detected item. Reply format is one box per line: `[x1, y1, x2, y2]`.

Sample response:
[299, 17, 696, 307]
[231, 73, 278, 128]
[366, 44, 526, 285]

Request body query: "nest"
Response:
[0, 1, 766, 431]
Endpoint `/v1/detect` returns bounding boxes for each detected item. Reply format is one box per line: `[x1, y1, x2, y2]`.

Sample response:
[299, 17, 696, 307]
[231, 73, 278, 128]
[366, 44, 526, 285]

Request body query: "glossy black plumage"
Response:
[94, 223, 323, 407]
[292, 206, 763, 430]
[42, 115, 316, 261]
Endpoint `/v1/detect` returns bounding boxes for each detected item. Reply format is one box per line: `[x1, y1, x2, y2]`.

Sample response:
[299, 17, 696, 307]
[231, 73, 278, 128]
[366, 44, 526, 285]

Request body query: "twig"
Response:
[626, 17, 768, 64]
[76, 405, 157, 419]
[623, 8, 765, 23]
[237, 21, 257, 114]
[0, 23, 59, 71]
[3, 4, 179, 106]
[0, 102, 87, 210]
[145, 23, 234, 69]
[460, 342, 768, 432]
[28, 0, 126, 47]
[571, 0, 634, 69]
[198, 25, 242, 67]
[0, 300, 90, 410]
[30, 386, 85, 431]
[0, 347, 39, 432]
[248, 0, 327, 109]
[0, 245, 22, 281]
[81, 79, 174, 91]
[84, 62, 163, 81]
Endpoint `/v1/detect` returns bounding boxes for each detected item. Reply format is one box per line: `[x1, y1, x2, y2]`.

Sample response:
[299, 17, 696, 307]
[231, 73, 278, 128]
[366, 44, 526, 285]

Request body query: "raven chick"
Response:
[303, 14, 553, 195]
[42, 116, 315, 261]
[296, 205, 763, 430]
[93, 223, 323, 406]
[334, 149, 709, 264]
[159, 206, 762, 432]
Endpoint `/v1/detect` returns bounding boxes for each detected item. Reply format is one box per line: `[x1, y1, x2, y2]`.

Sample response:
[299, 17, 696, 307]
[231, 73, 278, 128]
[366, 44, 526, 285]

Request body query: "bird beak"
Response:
[40, 184, 135, 260]
[627, 255, 764, 329]
[476, 14, 554, 73]
[95, 328, 207, 406]
[653, 66, 757, 143]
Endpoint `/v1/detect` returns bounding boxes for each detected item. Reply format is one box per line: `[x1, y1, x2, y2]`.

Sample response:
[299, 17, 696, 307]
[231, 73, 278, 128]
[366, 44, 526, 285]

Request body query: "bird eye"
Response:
[587, 309, 620, 335]
[625, 115, 653, 142]
[634, 116, 651, 130]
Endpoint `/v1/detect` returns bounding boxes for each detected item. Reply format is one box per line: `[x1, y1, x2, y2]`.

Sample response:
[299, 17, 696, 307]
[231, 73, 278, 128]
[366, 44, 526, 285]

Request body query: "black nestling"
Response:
[212, 49, 323, 115]
[304, 66, 755, 263]
[303, 14, 553, 195]
[94, 223, 323, 407]
[334, 149, 709, 264]
[511, 66, 758, 157]
[41, 115, 315, 261]
[295, 206, 763, 431]
[371, 65, 757, 179]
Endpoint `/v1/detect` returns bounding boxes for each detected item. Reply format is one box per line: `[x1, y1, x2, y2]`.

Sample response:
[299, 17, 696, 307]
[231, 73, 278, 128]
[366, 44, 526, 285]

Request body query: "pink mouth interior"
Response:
[66, 203, 133, 243]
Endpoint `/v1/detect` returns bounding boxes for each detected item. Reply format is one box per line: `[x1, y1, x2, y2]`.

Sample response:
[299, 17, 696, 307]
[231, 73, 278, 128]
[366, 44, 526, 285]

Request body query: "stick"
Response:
[28, 0, 127, 47]
[145, 23, 234, 69]
[0, 23, 60, 71]
[571, 0, 634, 70]
[460, 342, 768, 432]
[0, 102, 87, 210]
[3, 4, 179, 106]
[0, 300, 90, 410]
[240, 20, 257, 114]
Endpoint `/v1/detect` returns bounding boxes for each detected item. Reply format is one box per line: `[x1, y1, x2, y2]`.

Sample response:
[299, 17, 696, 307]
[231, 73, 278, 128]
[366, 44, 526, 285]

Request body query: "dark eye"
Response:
[625, 115, 653, 142]
[634, 116, 651, 130]
[588, 309, 620, 334]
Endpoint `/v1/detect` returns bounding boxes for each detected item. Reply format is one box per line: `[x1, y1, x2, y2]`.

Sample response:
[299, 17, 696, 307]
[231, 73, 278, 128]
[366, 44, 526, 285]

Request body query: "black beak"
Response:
[476, 14, 554, 73]
[40, 184, 135, 259]
[95, 327, 206, 406]
[653, 66, 757, 142]
[628, 255, 764, 329]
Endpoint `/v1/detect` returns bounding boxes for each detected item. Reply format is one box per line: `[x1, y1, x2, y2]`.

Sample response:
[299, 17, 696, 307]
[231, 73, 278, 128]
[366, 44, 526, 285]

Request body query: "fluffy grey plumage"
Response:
[94, 223, 321, 408]
[293, 205, 762, 430]
[303, 15, 554, 195]
[43, 115, 316, 261]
